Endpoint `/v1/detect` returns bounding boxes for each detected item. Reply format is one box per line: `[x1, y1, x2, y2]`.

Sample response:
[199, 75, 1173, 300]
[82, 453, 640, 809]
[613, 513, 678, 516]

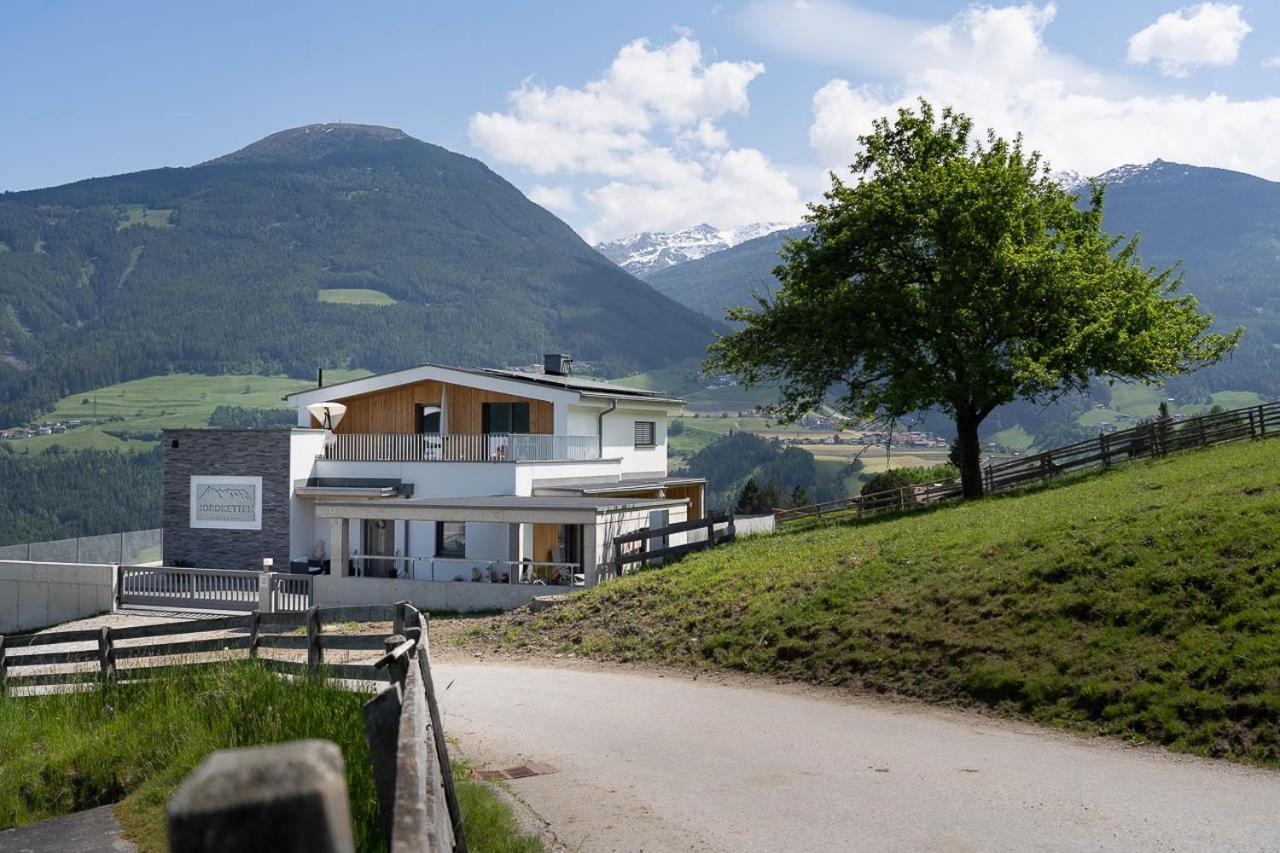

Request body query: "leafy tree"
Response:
[789, 484, 811, 508]
[759, 479, 784, 513]
[736, 478, 762, 514]
[708, 101, 1239, 497]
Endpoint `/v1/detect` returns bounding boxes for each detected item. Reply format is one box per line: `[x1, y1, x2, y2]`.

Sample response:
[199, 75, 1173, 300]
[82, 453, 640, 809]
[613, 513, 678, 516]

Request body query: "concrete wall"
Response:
[0, 561, 117, 634]
[313, 574, 571, 613]
[164, 429, 292, 571]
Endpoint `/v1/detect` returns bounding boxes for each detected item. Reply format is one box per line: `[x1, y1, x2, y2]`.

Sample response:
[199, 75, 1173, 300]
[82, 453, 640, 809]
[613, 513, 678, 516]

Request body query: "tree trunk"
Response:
[955, 411, 984, 499]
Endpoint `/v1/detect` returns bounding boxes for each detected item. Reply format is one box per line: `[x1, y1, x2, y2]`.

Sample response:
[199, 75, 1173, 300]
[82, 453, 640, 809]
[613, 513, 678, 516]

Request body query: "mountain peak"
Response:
[596, 221, 797, 279]
[206, 123, 412, 165]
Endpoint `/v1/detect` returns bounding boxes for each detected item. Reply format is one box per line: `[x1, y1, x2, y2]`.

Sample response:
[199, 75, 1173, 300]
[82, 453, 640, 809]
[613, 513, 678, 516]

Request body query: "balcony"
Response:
[323, 432, 602, 463]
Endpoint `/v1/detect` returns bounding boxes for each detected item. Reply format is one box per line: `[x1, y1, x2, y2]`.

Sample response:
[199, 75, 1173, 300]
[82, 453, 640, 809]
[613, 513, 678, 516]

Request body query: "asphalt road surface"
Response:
[436, 661, 1280, 853]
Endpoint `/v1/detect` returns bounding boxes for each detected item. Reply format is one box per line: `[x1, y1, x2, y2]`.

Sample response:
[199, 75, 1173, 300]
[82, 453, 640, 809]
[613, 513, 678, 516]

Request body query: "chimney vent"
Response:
[543, 354, 572, 377]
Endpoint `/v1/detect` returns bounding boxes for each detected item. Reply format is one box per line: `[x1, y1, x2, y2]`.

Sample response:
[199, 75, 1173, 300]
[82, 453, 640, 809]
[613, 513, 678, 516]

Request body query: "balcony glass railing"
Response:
[323, 432, 601, 463]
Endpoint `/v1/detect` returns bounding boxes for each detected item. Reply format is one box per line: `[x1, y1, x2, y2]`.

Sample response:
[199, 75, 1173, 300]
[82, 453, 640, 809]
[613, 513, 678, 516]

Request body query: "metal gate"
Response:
[118, 566, 313, 612]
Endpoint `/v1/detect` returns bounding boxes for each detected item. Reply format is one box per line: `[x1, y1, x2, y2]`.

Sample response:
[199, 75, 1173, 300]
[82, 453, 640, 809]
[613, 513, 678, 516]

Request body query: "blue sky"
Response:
[4, 2, 1280, 240]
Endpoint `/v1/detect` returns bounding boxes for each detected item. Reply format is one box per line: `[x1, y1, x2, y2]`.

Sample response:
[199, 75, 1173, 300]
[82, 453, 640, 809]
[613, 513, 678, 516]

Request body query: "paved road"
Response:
[436, 662, 1280, 853]
[0, 806, 135, 853]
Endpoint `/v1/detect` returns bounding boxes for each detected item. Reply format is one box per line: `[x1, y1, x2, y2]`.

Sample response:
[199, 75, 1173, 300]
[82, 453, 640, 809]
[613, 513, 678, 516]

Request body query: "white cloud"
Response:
[527, 185, 578, 213]
[1127, 3, 1251, 77]
[470, 35, 803, 240]
[795, 3, 1280, 182]
[1263, 55, 1280, 69]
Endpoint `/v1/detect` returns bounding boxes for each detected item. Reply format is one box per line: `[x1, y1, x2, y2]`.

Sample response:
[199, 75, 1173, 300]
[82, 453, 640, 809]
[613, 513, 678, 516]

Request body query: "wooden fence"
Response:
[777, 400, 1280, 525]
[0, 604, 402, 693]
[609, 509, 735, 576]
[2, 602, 468, 852]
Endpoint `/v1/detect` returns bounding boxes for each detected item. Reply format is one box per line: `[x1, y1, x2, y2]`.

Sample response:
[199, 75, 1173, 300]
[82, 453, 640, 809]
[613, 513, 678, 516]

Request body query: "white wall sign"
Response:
[190, 475, 263, 530]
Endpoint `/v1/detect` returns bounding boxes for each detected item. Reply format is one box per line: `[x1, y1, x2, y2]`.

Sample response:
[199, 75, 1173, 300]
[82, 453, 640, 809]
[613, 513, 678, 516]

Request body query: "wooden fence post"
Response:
[1100, 432, 1110, 467]
[1259, 405, 1268, 437]
[0, 635, 6, 695]
[383, 635, 408, 690]
[725, 510, 736, 543]
[393, 601, 407, 637]
[1198, 416, 1208, 447]
[98, 626, 114, 683]
[248, 611, 261, 660]
[167, 740, 355, 853]
[307, 606, 322, 675]
[362, 685, 402, 844]
[416, 639, 468, 852]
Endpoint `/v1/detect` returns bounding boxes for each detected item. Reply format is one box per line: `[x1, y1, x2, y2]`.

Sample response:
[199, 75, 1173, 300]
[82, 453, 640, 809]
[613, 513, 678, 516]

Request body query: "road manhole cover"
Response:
[474, 762, 557, 781]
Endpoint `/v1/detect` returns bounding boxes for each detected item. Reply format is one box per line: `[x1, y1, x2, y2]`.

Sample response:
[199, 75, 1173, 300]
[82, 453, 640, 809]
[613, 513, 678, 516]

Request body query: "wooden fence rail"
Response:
[778, 400, 1280, 525]
[0, 604, 404, 695]
[609, 509, 735, 577]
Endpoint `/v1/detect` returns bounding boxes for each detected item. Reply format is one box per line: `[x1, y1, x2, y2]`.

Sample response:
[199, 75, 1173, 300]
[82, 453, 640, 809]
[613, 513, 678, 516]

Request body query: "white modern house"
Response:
[163, 355, 705, 610]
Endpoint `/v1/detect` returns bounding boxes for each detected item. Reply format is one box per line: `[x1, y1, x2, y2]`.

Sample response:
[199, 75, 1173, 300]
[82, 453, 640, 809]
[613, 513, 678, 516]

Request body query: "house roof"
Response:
[285, 362, 683, 406]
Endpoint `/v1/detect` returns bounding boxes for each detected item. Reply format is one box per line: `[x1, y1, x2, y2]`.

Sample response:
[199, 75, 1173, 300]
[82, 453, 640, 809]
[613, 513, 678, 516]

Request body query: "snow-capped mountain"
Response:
[1054, 160, 1191, 194]
[595, 222, 796, 279]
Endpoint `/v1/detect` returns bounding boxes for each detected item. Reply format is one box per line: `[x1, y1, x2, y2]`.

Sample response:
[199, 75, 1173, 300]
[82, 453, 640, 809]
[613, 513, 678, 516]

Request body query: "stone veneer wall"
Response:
[163, 429, 291, 570]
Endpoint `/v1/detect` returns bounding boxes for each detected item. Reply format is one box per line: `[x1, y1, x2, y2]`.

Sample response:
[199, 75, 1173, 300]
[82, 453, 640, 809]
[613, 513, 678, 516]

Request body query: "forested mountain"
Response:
[0, 123, 719, 425]
[644, 162, 1280, 398]
[645, 226, 809, 321]
[0, 446, 161, 545]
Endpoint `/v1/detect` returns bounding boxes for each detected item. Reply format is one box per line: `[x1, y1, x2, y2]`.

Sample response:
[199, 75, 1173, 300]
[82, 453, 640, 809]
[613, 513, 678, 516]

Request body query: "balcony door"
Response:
[481, 402, 530, 434]
[416, 405, 443, 460]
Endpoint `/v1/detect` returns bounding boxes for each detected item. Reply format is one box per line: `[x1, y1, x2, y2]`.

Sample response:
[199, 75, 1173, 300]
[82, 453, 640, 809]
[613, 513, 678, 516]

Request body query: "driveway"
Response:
[435, 662, 1280, 853]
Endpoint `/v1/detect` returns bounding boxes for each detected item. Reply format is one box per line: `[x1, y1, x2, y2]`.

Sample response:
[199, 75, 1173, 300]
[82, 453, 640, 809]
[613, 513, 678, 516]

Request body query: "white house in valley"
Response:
[162, 355, 705, 610]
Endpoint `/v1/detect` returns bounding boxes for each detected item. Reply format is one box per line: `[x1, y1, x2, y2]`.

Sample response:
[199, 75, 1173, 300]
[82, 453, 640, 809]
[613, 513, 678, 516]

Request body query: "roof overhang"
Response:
[294, 477, 413, 499]
[286, 362, 685, 409]
[314, 495, 687, 525]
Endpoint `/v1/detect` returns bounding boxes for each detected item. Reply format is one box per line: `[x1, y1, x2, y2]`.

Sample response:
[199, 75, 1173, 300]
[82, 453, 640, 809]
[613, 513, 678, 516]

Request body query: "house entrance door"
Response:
[362, 519, 396, 577]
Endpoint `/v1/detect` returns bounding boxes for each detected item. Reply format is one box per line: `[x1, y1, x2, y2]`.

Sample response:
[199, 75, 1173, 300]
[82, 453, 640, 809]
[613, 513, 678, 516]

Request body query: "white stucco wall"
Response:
[0, 561, 117, 634]
[313, 574, 573, 613]
[600, 405, 670, 475]
[289, 430, 329, 561]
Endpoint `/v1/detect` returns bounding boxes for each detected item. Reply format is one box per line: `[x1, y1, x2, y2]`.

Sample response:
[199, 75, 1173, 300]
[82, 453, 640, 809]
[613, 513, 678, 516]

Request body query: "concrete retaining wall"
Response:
[313, 575, 571, 613]
[0, 560, 117, 634]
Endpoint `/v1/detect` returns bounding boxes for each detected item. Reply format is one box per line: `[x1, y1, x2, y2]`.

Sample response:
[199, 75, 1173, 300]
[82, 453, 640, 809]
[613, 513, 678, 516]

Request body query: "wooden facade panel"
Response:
[443, 383, 553, 435]
[666, 484, 704, 520]
[604, 484, 704, 520]
[314, 380, 551, 435]
[314, 380, 444, 434]
[532, 523, 559, 563]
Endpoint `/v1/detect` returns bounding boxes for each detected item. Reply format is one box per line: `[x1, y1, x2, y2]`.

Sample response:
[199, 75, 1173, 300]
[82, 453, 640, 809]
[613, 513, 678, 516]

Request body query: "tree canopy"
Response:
[708, 101, 1239, 497]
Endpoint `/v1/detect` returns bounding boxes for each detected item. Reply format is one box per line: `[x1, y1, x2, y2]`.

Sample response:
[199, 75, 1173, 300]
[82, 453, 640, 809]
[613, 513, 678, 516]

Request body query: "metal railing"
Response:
[118, 566, 314, 612]
[323, 432, 601, 463]
[354, 554, 584, 586]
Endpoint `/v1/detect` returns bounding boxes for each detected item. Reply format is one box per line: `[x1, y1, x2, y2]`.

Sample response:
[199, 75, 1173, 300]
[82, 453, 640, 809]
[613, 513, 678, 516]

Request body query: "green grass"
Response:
[987, 425, 1034, 452]
[0, 663, 541, 852]
[115, 205, 174, 230]
[1078, 385, 1265, 432]
[17, 370, 370, 452]
[482, 438, 1280, 766]
[317, 288, 399, 306]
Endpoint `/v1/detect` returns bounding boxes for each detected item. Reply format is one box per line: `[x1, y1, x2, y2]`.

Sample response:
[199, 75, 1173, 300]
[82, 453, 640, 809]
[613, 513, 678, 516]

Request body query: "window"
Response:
[634, 420, 656, 448]
[481, 402, 530, 434]
[435, 521, 466, 558]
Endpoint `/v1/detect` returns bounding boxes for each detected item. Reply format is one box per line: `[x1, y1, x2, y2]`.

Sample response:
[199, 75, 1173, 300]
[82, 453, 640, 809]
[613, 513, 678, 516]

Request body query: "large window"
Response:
[435, 521, 466, 558]
[481, 402, 531, 434]
[634, 420, 657, 448]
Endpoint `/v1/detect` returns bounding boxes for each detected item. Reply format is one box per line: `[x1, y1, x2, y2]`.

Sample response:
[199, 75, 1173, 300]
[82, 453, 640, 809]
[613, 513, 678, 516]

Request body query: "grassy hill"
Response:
[0, 123, 719, 426]
[461, 437, 1280, 765]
